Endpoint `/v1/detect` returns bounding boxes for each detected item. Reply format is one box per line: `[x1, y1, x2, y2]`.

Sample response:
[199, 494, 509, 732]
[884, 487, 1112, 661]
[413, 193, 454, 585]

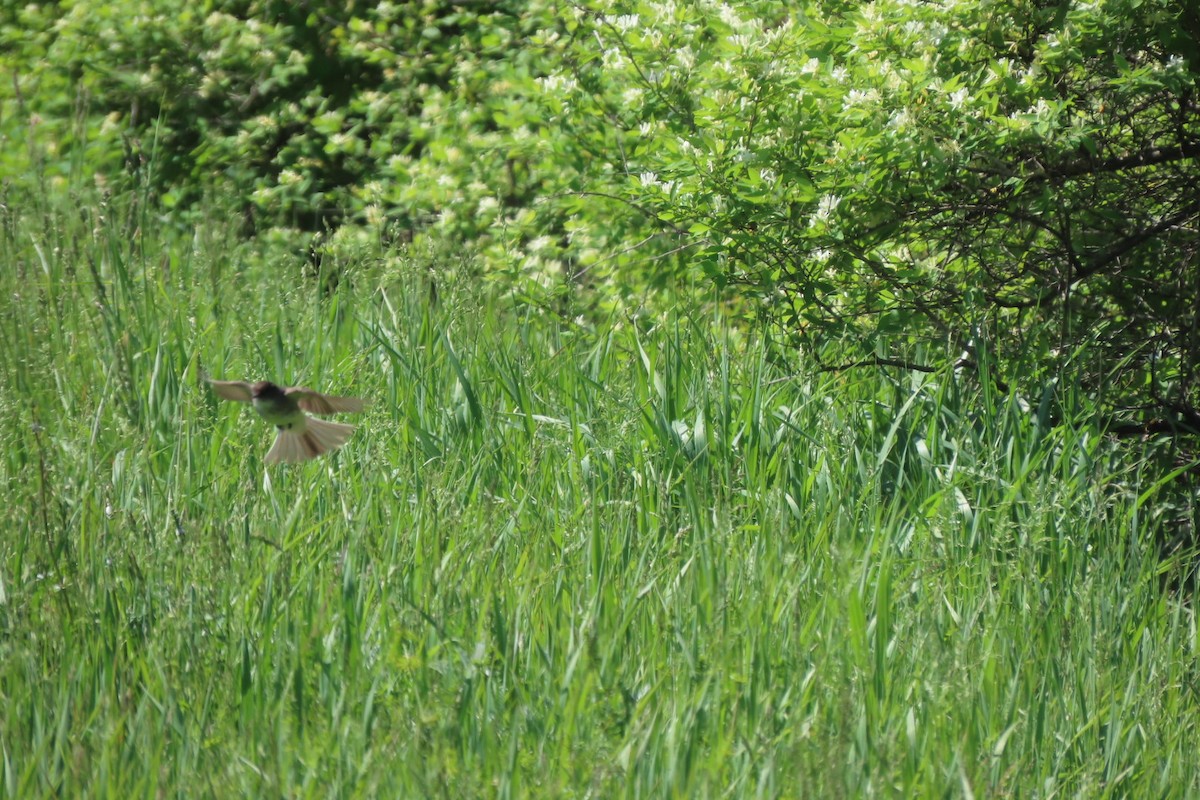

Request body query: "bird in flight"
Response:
[208, 379, 367, 464]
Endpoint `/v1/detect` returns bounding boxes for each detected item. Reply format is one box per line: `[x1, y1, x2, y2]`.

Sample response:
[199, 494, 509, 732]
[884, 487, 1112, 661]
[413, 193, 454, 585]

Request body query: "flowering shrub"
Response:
[4, 0, 1200, 430]
[529, 0, 1200, 431]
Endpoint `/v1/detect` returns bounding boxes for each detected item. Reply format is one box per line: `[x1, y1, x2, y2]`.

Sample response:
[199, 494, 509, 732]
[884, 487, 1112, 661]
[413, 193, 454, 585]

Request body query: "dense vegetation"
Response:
[2, 0, 1199, 796]
[6, 0, 1198, 423]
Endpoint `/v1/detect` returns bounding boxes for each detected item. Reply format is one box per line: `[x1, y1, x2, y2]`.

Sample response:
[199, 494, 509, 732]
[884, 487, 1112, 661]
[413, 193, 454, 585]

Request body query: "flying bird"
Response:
[208, 379, 367, 464]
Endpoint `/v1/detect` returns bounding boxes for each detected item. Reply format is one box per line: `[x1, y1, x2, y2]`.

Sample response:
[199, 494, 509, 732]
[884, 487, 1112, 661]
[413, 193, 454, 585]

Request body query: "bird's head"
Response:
[251, 381, 286, 401]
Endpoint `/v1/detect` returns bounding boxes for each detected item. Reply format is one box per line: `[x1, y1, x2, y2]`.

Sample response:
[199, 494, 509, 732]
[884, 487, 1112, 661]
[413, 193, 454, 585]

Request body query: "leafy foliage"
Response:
[4, 0, 1199, 426]
[3, 2, 558, 235]
[530, 0, 1200, 434]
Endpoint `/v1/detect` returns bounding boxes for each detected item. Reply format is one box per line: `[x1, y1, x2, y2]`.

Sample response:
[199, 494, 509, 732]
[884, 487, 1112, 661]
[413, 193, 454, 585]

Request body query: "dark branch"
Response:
[975, 140, 1200, 183]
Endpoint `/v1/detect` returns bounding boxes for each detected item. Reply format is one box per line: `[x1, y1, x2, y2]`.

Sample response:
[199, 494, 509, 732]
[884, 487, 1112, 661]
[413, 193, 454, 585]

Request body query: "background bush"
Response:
[4, 0, 1199, 431]
[523, 0, 1200, 441]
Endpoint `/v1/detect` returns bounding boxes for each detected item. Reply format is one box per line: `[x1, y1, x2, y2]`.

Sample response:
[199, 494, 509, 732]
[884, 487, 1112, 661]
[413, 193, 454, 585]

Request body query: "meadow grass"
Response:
[1, 189, 1199, 798]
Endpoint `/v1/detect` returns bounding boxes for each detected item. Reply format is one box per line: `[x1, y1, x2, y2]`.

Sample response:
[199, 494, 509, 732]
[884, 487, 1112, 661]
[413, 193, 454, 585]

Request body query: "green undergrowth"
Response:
[1, 190, 1198, 798]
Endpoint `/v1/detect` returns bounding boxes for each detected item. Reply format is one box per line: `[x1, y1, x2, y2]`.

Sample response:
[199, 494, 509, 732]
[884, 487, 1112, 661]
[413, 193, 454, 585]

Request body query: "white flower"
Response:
[843, 88, 878, 109]
[538, 73, 578, 93]
[813, 194, 841, 224]
[601, 47, 628, 69]
[611, 14, 639, 32]
[718, 5, 743, 28]
[888, 108, 912, 129]
[1029, 98, 1053, 120]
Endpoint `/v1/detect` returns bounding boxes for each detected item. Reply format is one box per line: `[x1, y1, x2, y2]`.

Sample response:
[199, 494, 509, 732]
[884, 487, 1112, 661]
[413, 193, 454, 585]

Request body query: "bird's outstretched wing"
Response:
[285, 387, 367, 415]
[207, 379, 255, 403]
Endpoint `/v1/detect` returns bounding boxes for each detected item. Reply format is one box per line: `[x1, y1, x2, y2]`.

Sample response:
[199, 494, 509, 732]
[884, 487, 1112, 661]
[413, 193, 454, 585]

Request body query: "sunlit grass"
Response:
[1, 189, 1198, 798]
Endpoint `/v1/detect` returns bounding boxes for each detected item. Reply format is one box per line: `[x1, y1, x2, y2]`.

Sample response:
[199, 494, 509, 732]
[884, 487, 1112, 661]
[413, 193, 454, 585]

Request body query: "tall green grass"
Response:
[1, 189, 1198, 798]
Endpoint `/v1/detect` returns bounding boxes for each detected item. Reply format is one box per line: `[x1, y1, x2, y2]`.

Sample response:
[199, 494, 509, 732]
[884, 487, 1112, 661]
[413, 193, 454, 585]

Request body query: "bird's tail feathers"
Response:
[265, 417, 356, 464]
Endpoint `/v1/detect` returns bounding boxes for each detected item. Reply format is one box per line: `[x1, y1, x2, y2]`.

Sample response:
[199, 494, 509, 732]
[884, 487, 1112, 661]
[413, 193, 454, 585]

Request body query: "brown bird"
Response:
[208, 379, 367, 464]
